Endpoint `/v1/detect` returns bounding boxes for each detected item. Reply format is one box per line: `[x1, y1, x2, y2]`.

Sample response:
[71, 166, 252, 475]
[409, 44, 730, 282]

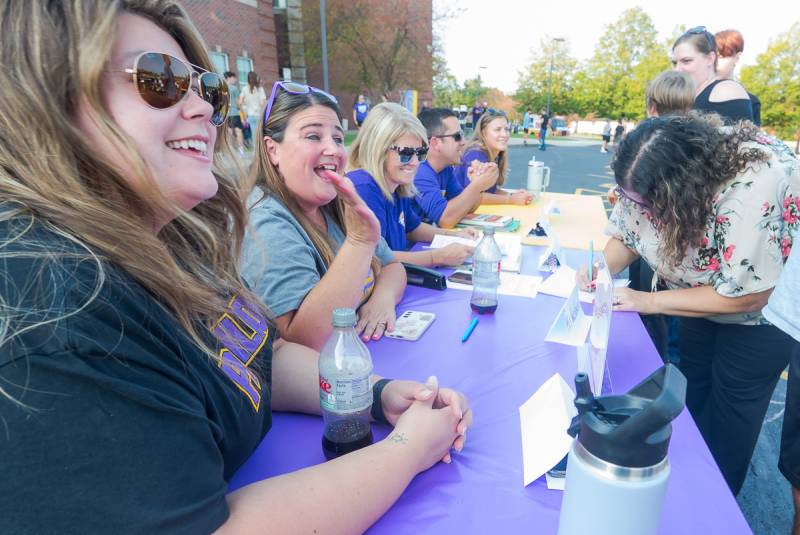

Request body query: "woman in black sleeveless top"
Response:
[671, 26, 753, 124]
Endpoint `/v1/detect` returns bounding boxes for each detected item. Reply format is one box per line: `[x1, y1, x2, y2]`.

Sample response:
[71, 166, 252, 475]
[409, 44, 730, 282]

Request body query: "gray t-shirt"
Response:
[228, 84, 241, 117]
[241, 190, 396, 318]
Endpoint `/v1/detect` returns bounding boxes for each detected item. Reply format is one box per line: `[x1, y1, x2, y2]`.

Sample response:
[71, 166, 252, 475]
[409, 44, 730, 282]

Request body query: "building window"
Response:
[236, 56, 254, 89]
[209, 51, 229, 75]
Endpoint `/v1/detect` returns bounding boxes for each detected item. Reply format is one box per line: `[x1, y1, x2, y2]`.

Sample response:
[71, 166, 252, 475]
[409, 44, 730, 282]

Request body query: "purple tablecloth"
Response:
[230, 246, 752, 534]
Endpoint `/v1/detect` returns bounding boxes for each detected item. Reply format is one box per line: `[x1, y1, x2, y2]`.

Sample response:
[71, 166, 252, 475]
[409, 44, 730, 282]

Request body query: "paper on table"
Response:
[544, 284, 593, 346]
[448, 272, 542, 298]
[428, 234, 522, 272]
[519, 373, 577, 487]
[545, 473, 566, 491]
[538, 265, 629, 304]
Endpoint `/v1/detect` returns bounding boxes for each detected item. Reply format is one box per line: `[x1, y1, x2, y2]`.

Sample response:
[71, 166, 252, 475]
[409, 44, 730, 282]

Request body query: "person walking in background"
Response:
[347, 103, 477, 267]
[538, 108, 550, 150]
[613, 118, 625, 149]
[224, 71, 245, 155]
[672, 25, 753, 124]
[470, 100, 484, 132]
[239, 71, 267, 142]
[522, 108, 535, 146]
[601, 119, 612, 153]
[715, 29, 762, 126]
[353, 93, 370, 129]
[582, 114, 799, 495]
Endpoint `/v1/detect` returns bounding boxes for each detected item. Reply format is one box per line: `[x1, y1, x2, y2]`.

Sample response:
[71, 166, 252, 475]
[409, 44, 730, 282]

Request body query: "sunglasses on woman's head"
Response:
[681, 25, 716, 51]
[389, 145, 428, 164]
[123, 52, 229, 126]
[614, 185, 651, 210]
[262, 80, 339, 128]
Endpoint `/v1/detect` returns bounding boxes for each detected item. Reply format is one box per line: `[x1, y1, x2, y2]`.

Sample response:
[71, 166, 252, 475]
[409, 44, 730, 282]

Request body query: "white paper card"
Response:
[519, 373, 577, 487]
[538, 266, 630, 304]
[577, 343, 607, 396]
[537, 234, 565, 273]
[545, 473, 566, 491]
[545, 284, 592, 346]
[448, 272, 542, 298]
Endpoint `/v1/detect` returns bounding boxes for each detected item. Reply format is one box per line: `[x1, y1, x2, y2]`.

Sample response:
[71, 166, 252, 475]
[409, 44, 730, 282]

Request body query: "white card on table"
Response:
[537, 234, 565, 273]
[519, 373, 577, 487]
[544, 284, 592, 346]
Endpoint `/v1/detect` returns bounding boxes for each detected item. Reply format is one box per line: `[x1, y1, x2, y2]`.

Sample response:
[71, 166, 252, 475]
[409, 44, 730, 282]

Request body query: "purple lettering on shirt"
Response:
[212, 296, 270, 411]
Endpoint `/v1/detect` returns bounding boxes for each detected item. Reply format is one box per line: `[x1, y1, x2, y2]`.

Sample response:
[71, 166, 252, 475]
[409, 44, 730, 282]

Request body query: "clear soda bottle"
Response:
[319, 308, 374, 460]
[470, 227, 501, 314]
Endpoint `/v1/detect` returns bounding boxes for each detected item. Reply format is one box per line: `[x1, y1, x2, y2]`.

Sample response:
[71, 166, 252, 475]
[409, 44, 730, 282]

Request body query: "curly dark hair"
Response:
[611, 114, 768, 267]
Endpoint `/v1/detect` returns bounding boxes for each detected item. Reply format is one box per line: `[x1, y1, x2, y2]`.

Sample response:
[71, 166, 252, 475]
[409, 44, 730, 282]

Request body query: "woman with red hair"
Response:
[715, 29, 762, 126]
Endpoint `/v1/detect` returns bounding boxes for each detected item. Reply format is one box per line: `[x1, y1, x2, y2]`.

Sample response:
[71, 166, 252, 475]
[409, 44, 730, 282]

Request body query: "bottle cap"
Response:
[332, 307, 357, 327]
[482, 226, 495, 236]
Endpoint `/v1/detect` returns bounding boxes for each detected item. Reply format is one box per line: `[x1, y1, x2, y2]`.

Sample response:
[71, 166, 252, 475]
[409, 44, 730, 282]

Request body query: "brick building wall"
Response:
[181, 0, 279, 85]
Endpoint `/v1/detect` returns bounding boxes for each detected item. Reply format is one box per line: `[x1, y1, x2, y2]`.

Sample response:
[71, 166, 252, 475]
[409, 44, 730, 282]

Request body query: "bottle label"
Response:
[319, 374, 372, 413]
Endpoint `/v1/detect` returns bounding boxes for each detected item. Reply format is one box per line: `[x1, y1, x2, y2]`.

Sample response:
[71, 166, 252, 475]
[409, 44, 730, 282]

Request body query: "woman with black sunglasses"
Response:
[578, 114, 799, 495]
[671, 26, 754, 124]
[0, 1, 470, 533]
[455, 110, 533, 205]
[346, 103, 479, 267]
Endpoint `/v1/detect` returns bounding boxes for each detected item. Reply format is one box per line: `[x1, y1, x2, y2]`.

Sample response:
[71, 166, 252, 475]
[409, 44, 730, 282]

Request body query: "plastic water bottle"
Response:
[319, 308, 374, 460]
[557, 365, 687, 535]
[470, 227, 501, 314]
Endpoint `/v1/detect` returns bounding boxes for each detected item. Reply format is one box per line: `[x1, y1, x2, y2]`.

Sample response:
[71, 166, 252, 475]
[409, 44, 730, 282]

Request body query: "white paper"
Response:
[537, 234, 565, 273]
[519, 373, 577, 486]
[544, 284, 593, 346]
[545, 473, 566, 491]
[577, 343, 607, 396]
[448, 272, 542, 298]
[538, 266, 629, 304]
[429, 234, 522, 272]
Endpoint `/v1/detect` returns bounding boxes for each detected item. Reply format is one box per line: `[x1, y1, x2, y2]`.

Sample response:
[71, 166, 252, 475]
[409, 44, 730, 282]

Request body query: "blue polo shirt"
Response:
[453, 147, 498, 194]
[412, 161, 465, 225]
[348, 169, 422, 251]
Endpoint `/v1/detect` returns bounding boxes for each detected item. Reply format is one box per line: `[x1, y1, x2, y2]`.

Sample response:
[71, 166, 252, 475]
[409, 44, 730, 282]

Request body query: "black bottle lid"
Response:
[567, 364, 687, 468]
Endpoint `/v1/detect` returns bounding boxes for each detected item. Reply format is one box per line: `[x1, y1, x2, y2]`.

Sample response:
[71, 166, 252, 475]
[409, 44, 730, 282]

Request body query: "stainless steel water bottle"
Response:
[557, 364, 687, 535]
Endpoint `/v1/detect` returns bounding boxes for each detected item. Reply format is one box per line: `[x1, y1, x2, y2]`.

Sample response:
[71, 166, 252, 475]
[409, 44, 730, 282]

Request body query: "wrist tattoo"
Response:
[389, 432, 409, 445]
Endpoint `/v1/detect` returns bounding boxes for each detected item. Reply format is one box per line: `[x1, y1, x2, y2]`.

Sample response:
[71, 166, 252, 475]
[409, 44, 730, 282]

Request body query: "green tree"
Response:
[576, 7, 669, 119]
[741, 22, 800, 140]
[514, 37, 578, 116]
[302, 0, 431, 99]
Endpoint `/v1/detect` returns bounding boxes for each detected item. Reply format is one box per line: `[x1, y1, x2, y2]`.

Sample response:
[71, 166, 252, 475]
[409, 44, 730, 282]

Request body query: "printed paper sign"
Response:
[545, 284, 592, 346]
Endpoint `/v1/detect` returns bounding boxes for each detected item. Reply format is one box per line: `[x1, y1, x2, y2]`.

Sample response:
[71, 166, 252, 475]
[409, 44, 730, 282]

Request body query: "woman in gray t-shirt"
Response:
[241, 85, 406, 351]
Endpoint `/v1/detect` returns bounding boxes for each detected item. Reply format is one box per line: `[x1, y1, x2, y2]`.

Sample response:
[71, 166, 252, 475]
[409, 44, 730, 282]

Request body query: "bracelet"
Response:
[371, 378, 392, 425]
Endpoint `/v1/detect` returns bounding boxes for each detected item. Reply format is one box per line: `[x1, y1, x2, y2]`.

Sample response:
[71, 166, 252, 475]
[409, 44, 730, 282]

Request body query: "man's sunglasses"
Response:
[263, 80, 338, 128]
[389, 145, 428, 164]
[681, 25, 716, 52]
[123, 52, 229, 126]
[433, 131, 464, 142]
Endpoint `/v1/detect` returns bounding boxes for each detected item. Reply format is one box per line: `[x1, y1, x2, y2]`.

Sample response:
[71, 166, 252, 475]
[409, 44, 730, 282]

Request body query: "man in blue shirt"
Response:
[414, 108, 497, 228]
[352, 94, 369, 128]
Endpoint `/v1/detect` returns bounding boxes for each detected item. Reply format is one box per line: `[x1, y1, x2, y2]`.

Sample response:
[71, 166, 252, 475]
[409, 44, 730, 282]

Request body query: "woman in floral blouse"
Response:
[579, 114, 800, 495]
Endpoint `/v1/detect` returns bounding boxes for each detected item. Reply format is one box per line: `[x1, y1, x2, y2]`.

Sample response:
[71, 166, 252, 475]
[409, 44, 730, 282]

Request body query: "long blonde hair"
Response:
[347, 102, 426, 200]
[252, 86, 380, 274]
[0, 1, 255, 368]
[467, 110, 509, 185]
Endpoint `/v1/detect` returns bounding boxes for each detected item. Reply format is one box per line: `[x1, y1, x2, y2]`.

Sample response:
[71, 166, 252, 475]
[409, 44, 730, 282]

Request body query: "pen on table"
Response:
[461, 317, 479, 343]
[588, 240, 594, 284]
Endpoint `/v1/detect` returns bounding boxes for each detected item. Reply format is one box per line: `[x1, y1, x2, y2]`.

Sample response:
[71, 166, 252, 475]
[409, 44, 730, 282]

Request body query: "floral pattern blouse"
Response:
[607, 134, 800, 325]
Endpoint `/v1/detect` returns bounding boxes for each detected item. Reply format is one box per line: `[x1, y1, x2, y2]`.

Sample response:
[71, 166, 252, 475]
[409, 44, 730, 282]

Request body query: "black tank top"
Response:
[693, 79, 754, 124]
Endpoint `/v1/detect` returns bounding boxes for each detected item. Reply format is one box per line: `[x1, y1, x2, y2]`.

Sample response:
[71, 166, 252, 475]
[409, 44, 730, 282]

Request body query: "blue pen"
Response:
[588, 240, 594, 284]
[461, 317, 479, 343]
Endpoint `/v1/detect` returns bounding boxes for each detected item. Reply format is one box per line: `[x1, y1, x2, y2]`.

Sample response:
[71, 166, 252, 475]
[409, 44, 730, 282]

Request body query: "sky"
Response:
[435, 0, 800, 95]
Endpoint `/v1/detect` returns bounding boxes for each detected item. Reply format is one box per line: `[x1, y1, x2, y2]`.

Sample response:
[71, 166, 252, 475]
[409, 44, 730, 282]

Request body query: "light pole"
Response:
[477, 65, 487, 100]
[546, 38, 565, 116]
[320, 0, 329, 92]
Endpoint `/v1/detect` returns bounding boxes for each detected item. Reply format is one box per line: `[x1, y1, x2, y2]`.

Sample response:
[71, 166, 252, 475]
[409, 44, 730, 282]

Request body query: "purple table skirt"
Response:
[229, 246, 751, 534]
